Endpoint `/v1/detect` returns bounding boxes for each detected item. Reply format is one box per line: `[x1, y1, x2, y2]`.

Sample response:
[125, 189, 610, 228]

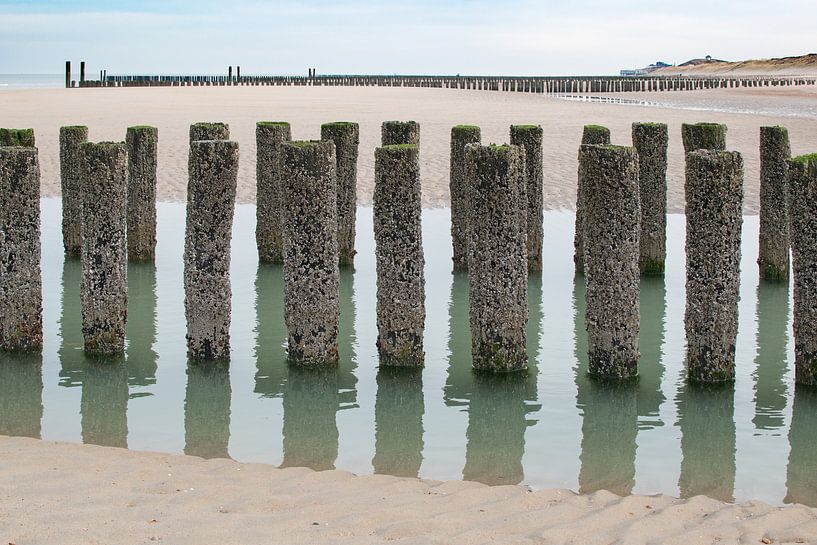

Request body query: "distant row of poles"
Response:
[0, 120, 815, 386]
[62, 61, 817, 93]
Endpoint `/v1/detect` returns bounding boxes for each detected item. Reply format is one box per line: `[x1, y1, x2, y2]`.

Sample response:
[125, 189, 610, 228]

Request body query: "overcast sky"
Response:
[1, 0, 815, 76]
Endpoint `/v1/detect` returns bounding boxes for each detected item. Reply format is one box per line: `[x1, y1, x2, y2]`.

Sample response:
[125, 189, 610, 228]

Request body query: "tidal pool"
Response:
[1, 198, 814, 507]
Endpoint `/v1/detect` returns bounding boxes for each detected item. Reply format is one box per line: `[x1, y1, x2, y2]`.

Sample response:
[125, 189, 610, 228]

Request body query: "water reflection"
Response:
[281, 366, 339, 470]
[126, 262, 158, 391]
[58, 259, 84, 387]
[253, 263, 287, 399]
[338, 268, 359, 410]
[81, 360, 128, 448]
[373, 367, 424, 477]
[676, 382, 736, 502]
[445, 271, 539, 485]
[184, 363, 231, 459]
[577, 379, 637, 495]
[785, 386, 817, 507]
[753, 282, 790, 432]
[0, 353, 43, 438]
[638, 277, 666, 429]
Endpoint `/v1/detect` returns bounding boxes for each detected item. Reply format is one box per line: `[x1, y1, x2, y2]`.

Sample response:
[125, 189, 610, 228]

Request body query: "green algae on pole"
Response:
[758, 126, 791, 281]
[0, 129, 35, 148]
[787, 153, 817, 386]
[0, 146, 42, 352]
[632, 122, 668, 275]
[189, 122, 229, 143]
[373, 144, 425, 366]
[79, 141, 129, 356]
[281, 140, 340, 366]
[449, 125, 481, 272]
[184, 140, 240, 361]
[381, 120, 420, 146]
[574, 125, 611, 273]
[59, 125, 88, 257]
[126, 126, 158, 261]
[255, 121, 291, 263]
[681, 122, 727, 153]
[684, 150, 744, 382]
[580, 144, 640, 379]
[321, 122, 360, 266]
[465, 143, 528, 372]
[510, 124, 544, 272]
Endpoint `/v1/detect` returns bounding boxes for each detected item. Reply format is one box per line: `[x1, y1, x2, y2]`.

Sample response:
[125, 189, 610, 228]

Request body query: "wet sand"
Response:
[1, 84, 816, 213]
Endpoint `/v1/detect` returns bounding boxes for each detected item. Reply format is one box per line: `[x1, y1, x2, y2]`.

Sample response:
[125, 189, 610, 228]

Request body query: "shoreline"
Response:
[3, 435, 817, 544]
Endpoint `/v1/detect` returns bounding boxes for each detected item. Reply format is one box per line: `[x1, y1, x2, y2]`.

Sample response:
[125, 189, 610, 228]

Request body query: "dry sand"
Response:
[1, 84, 816, 213]
[2, 435, 817, 545]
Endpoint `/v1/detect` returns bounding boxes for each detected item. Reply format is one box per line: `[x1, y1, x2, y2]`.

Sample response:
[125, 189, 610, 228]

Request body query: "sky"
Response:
[1, 0, 815, 76]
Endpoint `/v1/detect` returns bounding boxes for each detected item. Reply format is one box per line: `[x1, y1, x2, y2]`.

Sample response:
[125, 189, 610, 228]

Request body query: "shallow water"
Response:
[1, 198, 815, 507]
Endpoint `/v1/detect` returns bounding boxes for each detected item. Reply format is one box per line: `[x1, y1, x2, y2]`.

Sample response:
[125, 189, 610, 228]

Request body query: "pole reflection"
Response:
[184, 363, 231, 458]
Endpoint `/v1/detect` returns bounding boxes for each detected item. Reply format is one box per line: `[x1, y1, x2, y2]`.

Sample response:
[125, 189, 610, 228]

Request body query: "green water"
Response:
[0, 198, 814, 507]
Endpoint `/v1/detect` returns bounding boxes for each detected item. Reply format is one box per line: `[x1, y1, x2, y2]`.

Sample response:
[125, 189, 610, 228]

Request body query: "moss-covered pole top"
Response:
[0, 128, 35, 147]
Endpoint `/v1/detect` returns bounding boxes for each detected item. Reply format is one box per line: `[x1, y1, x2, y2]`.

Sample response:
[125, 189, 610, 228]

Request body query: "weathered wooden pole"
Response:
[255, 122, 291, 262]
[80, 142, 129, 356]
[65, 61, 71, 88]
[510, 124, 543, 272]
[321, 122, 360, 266]
[60, 126, 88, 257]
[682, 122, 727, 153]
[574, 125, 610, 273]
[381, 121, 420, 146]
[373, 144, 425, 366]
[0, 146, 42, 352]
[685, 150, 743, 382]
[282, 141, 340, 365]
[787, 154, 817, 386]
[80, 61, 86, 84]
[126, 126, 158, 261]
[758, 126, 791, 280]
[189, 122, 229, 143]
[580, 144, 640, 379]
[449, 125, 481, 271]
[184, 140, 239, 361]
[632, 122, 668, 275]
[466, 143, 528, 372]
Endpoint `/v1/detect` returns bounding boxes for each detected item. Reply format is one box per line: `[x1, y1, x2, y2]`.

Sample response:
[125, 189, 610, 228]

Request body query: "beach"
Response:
[3, 82, 817, 544]
[1, 84, 816, 212]
[3, 435, 817, 545]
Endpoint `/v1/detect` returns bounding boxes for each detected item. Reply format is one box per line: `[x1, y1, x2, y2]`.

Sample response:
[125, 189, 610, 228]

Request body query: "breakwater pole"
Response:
[189, 122, 229, 143]
[581, 144, 640, 379]
[59, 125, 88, 257]
[511, 124, 544, 272]
[321, 122, 360, 266]
[574, 125, 610, 273]
[184, 140, 239, 361]
[466, 144, 528, 372]
[373, 144, 425, 366]
[450, 125, 481, 272]
[255, 122, 291, 262]
[381, 121, 420, 146]
[787, 154, 817, 386]
[632, 122, 668, 275]
[758, 126, 791, 280]
[64, 61, 71, 88]
[79, 142, 129, 356]
[682, 122, 727, 152]
[685, 150, 744, 382]
[126, 126, 158, 261]
[282, 141, 340, 365]
[0, 145, 42, 352]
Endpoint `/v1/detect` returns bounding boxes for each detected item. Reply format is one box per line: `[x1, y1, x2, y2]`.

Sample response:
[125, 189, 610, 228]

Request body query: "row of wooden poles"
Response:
[0, 122, 816, 386]
[65, 61, 817, 94]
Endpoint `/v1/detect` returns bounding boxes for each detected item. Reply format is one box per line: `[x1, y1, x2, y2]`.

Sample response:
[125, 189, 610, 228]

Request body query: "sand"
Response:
[1, 84, 816, 213]
[2, 435, 817, 545]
